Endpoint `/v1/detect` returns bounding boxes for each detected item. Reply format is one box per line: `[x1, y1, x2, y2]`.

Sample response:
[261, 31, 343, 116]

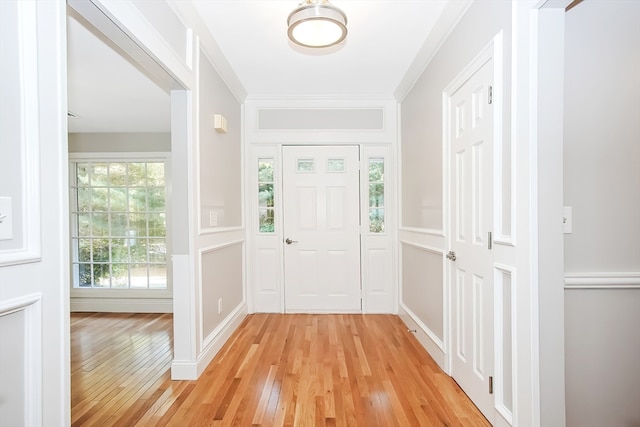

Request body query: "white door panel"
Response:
[0, 1, 68, 424]
[449, 58, 494, 422]
[283, 146, 361, 312]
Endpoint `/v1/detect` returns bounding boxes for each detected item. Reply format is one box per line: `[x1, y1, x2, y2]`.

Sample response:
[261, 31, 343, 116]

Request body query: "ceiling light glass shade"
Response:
[287, 1, 347, 48]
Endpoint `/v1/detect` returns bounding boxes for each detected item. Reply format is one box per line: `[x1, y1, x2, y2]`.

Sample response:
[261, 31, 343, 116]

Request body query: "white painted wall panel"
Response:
[0, 310, 26, 425]
[258, 108, 384, 130]
[0, 0, 24, 252]
[255, 248, 277, 292]
[68, 132, 171, 153]
[0, 1, 68, 423]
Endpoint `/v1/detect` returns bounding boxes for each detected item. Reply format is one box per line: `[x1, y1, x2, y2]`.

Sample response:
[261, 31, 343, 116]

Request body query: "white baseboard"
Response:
[169, 360, 197, 381]
[70, 297, 173, 313]
[171, 302, 248, 380]
[398, 303, 446, 371]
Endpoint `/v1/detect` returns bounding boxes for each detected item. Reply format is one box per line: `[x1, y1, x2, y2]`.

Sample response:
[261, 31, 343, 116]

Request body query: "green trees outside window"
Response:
[71, 161, 167, 289]
[258, 159, 275, 233]
[369, 158, 385, 233]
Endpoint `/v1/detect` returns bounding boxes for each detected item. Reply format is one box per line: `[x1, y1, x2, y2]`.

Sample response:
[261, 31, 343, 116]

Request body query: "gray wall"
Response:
[563, 2, 640, 426]
[564, 1, 640, 272]
[201, 243, 243, 338]
[401, 1, 512, 231]
[198, 49, 242, 229]
[197, 47, 244, 343]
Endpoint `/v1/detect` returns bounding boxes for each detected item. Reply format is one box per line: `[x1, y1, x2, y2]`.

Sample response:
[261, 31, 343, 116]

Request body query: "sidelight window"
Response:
[258, 158, 275, 233]
[368, 158, 385, 233]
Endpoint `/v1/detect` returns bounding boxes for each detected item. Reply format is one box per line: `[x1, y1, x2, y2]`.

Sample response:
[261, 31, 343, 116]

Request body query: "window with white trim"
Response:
[70, 160, 167, 289]
[258, 158, 275, 233]
[368, 158, 385, 232]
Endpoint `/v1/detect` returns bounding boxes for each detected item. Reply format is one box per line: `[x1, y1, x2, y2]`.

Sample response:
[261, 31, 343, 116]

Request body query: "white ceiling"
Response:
[192, 0, 448, 97]
[67, 13, 171, 133]
[67, 0, 453, 133]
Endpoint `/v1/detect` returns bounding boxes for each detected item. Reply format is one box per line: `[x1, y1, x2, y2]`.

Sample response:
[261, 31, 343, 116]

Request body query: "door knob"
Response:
[285, 238, 298, 245]
[446, 251, 456, 261]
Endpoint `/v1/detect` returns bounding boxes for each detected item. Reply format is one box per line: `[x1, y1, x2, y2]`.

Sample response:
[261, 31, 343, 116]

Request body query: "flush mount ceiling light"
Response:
[287, 0, 347, 48]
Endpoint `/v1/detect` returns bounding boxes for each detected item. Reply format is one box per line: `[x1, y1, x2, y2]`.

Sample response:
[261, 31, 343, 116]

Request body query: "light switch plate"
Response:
[563, 206, 572, 234]
[0, 197, 13, 240]
[209, 211, 218, 227]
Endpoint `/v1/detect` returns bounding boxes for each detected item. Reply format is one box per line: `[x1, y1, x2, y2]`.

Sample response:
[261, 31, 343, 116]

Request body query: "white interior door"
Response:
[449, 58, 494, 421]
[282, 145, 361, 312]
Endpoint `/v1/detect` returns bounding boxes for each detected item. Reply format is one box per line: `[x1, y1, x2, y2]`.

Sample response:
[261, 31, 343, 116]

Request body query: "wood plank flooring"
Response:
[71, 312, 490, 426]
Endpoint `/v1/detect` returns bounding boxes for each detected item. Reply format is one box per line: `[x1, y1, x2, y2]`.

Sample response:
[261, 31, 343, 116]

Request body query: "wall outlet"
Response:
[217, 298, 222, 314]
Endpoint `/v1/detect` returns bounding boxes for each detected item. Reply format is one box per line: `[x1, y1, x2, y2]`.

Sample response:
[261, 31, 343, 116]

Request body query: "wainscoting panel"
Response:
[400, 242, 444, 354]
[200, 241, 244, 341]
[401, 242, 444, 339]
[364, 243, 394, 313]
[0, 293, 42, 426]
[564, 273, 640, 427]
[495, 264, 515, 423]
[0, 0, 41, 267]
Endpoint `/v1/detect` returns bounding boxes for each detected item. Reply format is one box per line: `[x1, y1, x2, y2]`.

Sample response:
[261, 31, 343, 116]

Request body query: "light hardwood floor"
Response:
[71, 312, 490, 426]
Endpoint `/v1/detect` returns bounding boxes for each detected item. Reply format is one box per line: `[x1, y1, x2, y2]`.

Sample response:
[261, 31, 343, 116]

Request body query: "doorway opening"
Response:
[66, 0, 190, 396]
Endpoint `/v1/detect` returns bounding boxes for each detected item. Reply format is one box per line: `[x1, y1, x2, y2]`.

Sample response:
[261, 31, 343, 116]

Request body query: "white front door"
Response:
[282, 145, 361, 312]
[449, 58, 494, 421]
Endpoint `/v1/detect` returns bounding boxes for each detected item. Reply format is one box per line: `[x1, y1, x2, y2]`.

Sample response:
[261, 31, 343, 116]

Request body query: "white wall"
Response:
[68, 132, 171, 152]
[563, 2, 640, 426]
[0, 1, 70, 424]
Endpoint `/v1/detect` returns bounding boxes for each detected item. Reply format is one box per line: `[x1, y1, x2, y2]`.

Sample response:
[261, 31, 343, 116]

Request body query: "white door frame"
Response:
[248, 141, 396, 314]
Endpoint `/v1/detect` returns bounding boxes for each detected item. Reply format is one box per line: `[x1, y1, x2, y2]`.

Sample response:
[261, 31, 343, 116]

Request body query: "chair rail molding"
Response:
[564, 272, 640, 289]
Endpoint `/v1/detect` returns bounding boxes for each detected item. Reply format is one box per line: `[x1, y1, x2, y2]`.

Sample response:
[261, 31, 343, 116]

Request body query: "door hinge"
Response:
[488, 231, 493, 250]
[489, 376, 494, 394]
[488, 85, 493, 105]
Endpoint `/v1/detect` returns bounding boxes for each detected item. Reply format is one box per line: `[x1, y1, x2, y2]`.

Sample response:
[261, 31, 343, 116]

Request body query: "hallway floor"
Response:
[71, 312, 490, 426]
